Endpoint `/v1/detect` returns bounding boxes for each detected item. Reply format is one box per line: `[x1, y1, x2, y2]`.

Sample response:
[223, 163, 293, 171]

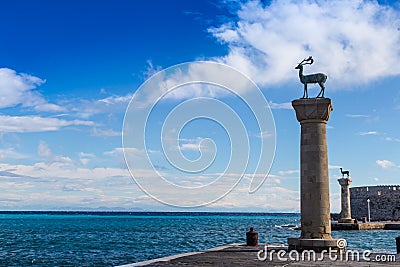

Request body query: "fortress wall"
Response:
[350, 185, 400, 221]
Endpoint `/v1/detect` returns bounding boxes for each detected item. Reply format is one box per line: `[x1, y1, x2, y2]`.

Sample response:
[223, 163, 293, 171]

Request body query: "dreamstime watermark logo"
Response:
[336, 238, 347, 249]
[257, 239, 397, 263]
[122, 61, 276, 207]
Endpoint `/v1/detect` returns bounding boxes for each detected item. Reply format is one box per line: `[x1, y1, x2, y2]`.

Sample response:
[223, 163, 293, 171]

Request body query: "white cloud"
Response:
[384, 137, 400, 142]
[142, 60, 163, 79]
[98, 94, 132, 105]
[0, 68, 65, 112]
[358, 131, 379, 136]
[34, 103, 66, 112]
[278, 169, 299, 176]
[0, 68, 44, 108]
[346, 114, 370, 118]
[180, 143, 201, 151]
[0, 160, 145, 210]
[37, 140, 51, 158]
[268, 101, 292, 109]
[104, 147, 124, 156]
[376, 159, 396, 169]
[91, 128, 121, 137]
[79, 159, 90, 166]
[178, 138, 212, 151]
[128, 62, 259, 108]
[0, 148, 28, 160]
[328, 165, 343, 169]
[78, 152, 95, 158]
[209, 0, 400, 87]
[209, 184, 299, 212]
[104, 147, 144, 157]
[254, 130, 274, 139]
[78, 152, 96, 165]
[0, 159, 301, 211]
[0, 115, 94, 133]
[0, 162, 130, 180]
[70, 93, 132, 118]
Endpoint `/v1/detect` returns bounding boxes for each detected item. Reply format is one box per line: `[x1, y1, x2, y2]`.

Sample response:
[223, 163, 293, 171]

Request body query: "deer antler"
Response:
[299, 56, 314, 65]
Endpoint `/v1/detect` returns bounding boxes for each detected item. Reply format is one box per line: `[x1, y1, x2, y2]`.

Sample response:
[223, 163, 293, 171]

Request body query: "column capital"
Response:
[338, 177, 352, 186]
[292, 98, 333, 123]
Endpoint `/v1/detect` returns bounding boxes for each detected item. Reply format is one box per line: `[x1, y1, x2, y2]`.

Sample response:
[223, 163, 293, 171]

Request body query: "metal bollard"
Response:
[246, 227, 258, 246]
[396, 236, 400, 254]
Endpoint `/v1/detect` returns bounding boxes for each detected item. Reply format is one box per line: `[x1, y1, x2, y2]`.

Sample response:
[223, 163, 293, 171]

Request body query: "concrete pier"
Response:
[332, 221, 400, 230]
[288, 98, 342, 252]
[338, 177, 355, 223]
[118, 244, 399, 266]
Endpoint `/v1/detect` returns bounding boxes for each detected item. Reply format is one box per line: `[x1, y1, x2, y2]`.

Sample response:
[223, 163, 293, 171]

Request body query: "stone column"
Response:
[288, 98, 342, 252]
[338, 177, 355, 223]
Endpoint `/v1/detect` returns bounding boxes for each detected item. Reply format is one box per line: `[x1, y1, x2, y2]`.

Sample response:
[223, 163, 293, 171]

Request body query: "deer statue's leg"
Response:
[306, 84, 308, 98]
[317, 83, 325, 98]
[303, 84, 308, 98]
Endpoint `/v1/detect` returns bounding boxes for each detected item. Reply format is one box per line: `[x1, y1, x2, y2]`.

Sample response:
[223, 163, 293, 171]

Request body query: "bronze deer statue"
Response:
[295, 56, 327, 98]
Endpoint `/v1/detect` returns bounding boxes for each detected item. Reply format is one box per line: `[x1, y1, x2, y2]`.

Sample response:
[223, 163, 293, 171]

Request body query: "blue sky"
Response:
[0, 0, 399, 211]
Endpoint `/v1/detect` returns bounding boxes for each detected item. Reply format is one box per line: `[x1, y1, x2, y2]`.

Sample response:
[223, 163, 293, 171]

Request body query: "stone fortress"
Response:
[350, 185, 400, 221]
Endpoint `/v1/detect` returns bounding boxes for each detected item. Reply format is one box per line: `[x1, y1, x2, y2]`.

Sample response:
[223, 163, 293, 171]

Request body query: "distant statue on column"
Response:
[338, 168, 355, 224]
[340, 168, 350, 178]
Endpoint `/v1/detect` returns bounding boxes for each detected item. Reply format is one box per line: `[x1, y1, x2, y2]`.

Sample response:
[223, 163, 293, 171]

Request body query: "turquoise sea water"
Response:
[0, 212, 398, 266]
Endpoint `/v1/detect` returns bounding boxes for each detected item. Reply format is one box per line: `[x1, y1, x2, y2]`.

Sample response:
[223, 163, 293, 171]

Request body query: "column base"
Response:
[338, 218, 355, 224]
[288, 237, 345, 252]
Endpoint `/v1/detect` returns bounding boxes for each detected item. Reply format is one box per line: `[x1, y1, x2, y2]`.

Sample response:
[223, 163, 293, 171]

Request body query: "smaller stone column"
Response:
[338, 177, 355, 223]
